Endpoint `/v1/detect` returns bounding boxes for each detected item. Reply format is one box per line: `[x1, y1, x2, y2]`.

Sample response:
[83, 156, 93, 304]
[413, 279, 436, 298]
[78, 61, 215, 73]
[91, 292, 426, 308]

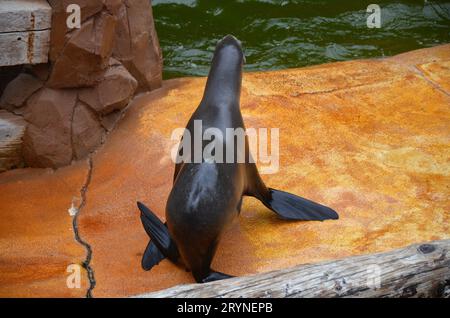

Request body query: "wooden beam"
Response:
[0, 30, 50, 66]
[0, 0, 51, 66]
[0, 0, 51, 33]
[134, 239, 450, 298]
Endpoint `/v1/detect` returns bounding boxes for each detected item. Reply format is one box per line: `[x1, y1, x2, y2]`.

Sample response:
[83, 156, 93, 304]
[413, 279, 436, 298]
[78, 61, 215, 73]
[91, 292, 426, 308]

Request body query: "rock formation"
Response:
[0, 0, 162, 170]
[78, 59, 138, 115]
[0, 73, 43, 114]
[22, 88, 77, 167]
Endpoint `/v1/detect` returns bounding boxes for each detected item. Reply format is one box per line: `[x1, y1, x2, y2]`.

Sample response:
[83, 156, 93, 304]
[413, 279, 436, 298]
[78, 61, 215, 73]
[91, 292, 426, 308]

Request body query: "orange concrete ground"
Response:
[0, 45, 449, 297]
[0, 162, 89, 297]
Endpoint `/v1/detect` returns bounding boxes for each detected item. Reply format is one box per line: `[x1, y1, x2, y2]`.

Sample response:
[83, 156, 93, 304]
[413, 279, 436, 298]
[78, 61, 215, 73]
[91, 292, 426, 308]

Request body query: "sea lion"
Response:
[137, 34, 338, 283]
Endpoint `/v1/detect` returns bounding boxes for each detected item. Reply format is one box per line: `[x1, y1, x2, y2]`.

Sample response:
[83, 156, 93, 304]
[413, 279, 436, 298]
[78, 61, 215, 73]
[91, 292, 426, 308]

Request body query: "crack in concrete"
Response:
[67, 98, 131, 297]
[256, 76, 402, 100]
[413, 65, 450, 97]
[67, 100, 131, 298]
[70, 100, 78, 162]
[292, 82, 381, 97]
[71, 156, 96, 298]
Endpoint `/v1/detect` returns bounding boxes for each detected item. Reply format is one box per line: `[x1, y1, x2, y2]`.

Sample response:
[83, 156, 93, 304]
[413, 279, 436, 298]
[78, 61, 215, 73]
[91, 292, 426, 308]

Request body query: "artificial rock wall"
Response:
[0, 0, 162, 170]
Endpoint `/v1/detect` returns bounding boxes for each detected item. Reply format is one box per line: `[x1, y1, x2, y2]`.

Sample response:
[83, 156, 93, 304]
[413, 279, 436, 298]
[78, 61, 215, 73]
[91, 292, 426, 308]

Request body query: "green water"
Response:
[153, 0, 450, 79]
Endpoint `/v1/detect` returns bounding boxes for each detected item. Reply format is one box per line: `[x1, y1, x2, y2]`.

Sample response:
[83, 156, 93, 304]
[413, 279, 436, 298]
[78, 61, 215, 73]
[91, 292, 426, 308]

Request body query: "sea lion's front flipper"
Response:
[142, 240, 165, 271]
[264, 188, 339, 221]
[202, 271, 234, 283]
[138, 201, 180, 264]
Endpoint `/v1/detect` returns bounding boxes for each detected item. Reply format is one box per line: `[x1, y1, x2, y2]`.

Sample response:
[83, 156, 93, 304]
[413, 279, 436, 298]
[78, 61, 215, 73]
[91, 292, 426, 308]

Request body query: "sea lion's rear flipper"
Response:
[138, 201, 180, 265]
[245, 164, 338, 221]
[263, 188, 339, 221]
[142, 240, 165, 271]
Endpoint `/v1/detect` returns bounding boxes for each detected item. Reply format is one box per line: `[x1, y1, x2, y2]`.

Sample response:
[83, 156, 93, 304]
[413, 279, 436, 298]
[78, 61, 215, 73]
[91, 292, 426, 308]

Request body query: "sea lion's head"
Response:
[213, 34, 246, 67]
[203, 35, 245, 102]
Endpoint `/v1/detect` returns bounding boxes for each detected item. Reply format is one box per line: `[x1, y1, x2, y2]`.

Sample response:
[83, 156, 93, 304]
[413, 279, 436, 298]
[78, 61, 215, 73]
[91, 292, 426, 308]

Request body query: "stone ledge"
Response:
[0, 110, 26, 172]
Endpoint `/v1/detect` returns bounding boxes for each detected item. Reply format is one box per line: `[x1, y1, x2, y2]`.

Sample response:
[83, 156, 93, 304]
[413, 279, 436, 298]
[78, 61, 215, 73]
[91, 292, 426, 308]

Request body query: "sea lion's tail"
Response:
[261, 188, 339, 221]
[137, 201, 180, 271]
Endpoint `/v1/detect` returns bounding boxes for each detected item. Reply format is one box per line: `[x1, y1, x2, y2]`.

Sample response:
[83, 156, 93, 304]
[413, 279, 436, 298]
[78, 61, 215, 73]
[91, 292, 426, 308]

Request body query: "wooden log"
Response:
[0, 30, 51, 66]
[135, 239, 450, 298]
[0, 0, 51, 66]
[0, 0, 52, 33]
[0, 110, 26, 172]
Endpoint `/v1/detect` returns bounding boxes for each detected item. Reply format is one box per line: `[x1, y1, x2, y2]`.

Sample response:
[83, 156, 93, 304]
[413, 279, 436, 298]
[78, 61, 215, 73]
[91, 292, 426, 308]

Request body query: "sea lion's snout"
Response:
[217, 34, 246, 64]
[220, 34, 241, 47]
